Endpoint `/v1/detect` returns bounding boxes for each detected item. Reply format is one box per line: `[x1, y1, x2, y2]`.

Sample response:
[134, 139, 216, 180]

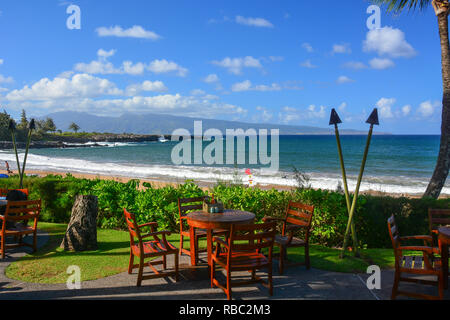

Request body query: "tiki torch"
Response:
[329, 109, 359, 257]
[19, 119, 35, 189]
[8, 119, 22, 179]
[340, 108, 379, 258]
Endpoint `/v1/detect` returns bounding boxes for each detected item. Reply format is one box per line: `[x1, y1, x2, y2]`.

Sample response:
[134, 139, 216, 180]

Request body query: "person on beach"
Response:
[5, 161, 12, 174]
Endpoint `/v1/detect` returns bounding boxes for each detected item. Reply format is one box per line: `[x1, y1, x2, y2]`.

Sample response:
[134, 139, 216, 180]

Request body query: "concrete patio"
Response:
[0, 230, 448, 300]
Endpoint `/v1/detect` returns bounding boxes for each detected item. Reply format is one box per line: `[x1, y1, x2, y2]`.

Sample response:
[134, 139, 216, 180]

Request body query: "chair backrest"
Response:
[123, 209, 142, 245]
[387, 215, 401, 252]
[178, 196, 209, 218]
[229, 222, 277, 253]
[0, 189, 8, 197]
[16, 189, 29, 196]
[3, 200, 41, 229]
[0, 189, 29, 197]
[428, 209, 450, 234]
[283, 201, 314, 235]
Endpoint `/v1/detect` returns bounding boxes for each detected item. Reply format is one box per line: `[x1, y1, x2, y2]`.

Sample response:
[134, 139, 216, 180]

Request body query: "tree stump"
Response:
[60, 195, 98, 251]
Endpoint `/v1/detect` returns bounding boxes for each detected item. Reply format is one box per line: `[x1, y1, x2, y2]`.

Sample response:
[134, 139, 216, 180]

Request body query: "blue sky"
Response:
[0, 0, 445, 134]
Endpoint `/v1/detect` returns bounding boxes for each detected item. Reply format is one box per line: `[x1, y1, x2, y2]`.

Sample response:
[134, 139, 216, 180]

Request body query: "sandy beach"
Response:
[16, 169, 445, 199]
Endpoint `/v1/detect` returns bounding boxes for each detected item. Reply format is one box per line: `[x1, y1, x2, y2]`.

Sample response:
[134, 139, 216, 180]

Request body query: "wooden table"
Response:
[438, 226, 450, 289]
[187, 209, 255, 268]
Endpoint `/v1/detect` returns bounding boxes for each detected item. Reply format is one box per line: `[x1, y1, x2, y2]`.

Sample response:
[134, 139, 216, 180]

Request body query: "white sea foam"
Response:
[0, 152, 448, 195]
[64, 141, 139, 147]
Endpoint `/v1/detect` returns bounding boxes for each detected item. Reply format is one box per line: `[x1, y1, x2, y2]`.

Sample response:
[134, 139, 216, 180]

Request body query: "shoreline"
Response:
[18, 169, 448, 199]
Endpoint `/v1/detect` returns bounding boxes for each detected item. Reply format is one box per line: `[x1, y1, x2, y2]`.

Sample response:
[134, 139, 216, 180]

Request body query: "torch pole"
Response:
[334, 124, 360, 257]
[10, 131, 22, 179]
[19, 120, 35, 189]
[340, 124, 374, 258]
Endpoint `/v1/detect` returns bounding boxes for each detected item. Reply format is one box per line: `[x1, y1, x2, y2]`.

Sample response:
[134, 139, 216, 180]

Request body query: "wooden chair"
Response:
[124, 209, 179, 287]
[388, 214, 444, 300]
[211, 221, 276, 300]
[178, 196, 228, 265]
[429, 208, 450, 243]
[263, 201, 314, 274]
[0, 189, 29, 197]
[0, 199, 41, 259]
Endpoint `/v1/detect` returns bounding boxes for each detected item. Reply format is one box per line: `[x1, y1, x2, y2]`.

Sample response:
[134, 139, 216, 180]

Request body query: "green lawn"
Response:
[6, 223, 402, 284]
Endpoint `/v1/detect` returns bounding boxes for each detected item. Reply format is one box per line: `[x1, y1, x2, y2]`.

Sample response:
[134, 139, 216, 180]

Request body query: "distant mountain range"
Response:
[44, 111, 388, 135]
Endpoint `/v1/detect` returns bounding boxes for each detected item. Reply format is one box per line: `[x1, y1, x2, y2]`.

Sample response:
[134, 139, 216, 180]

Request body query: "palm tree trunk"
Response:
[424, 10, 450, 199]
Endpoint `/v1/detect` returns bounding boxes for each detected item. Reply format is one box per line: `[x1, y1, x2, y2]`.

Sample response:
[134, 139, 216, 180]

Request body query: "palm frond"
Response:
[371, 0, 432, 12]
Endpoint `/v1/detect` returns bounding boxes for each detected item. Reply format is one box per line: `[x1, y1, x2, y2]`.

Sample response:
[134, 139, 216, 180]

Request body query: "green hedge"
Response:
[1, 174, 448, 248]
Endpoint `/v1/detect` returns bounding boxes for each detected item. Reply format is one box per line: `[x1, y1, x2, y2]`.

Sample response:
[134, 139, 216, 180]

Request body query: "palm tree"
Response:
[374, 0, 449, 198]
[69, 122, 80, 133]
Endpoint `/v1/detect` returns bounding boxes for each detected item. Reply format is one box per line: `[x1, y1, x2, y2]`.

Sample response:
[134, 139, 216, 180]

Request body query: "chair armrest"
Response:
[139, 222, 158, 229]
[400, 235, 432, 241]
[286, 224, 304, 232]
[397, 246, 434, 254]
[400, 235, 433, 246]
[141, 230, 172, 239]
[262, 216, 285, 223]
[213, 236, 229, 248]
[213, 236, 229, 255]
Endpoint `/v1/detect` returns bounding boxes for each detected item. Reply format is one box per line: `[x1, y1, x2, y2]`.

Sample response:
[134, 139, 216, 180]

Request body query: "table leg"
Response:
[207, 229, 213, 272]
[441, 240, 448, 290]
[189, 227, 196, 266]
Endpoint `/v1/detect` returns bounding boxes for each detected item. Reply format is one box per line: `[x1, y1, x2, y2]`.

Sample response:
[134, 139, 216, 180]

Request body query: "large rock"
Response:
[60, 195, 98, 251]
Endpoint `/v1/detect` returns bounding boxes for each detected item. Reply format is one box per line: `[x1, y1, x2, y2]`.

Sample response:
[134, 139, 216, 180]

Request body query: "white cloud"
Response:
[147, 59, 188, 77]
[125, 80, 168, 96]
[376, 97, 396, 119]
[57, 71, 75, 79]
[97, 49, 116, 60]
[204, 74, 219, 83]
[96, 25, 161, 40]
[278, 105, 327, 124]
[0, 75, 14, 84]
[231, 80, 292, 92]
[268, 56, 284, 62]
[300, 60, 317, 68]
[254, 106, 273, 123]
[369, 58, 395, 70]
[301, 43, 314, 53]
[6, 73, 122, 101]
[122, 61, 147, 75]
[212, 56, 262, 75]
[363, 27, 416, 58]
[75, 51, 188, 77]
[401, 104, 411, 116]
[75, 60, 121, 75]
[342, 61, 367, 70]
[338, 102, 347, 111]
[336, 76, 355, 84]
[235, 16, 274, 28]
[7, 94, 247, 119]
[0, 59, 3, 65]
[278, 108, 300, 124]
[417, 100, 438, 117]
[307, 105, 327, 119]
[190, 89, 206, 96]
[332, 43, 352, 54]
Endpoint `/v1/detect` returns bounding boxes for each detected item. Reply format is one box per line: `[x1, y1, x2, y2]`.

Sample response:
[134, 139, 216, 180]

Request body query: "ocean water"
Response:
[0, 135, 448, 195]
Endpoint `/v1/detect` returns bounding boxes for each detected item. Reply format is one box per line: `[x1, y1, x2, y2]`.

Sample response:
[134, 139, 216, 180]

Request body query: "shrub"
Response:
[1, 175, 448, 248]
